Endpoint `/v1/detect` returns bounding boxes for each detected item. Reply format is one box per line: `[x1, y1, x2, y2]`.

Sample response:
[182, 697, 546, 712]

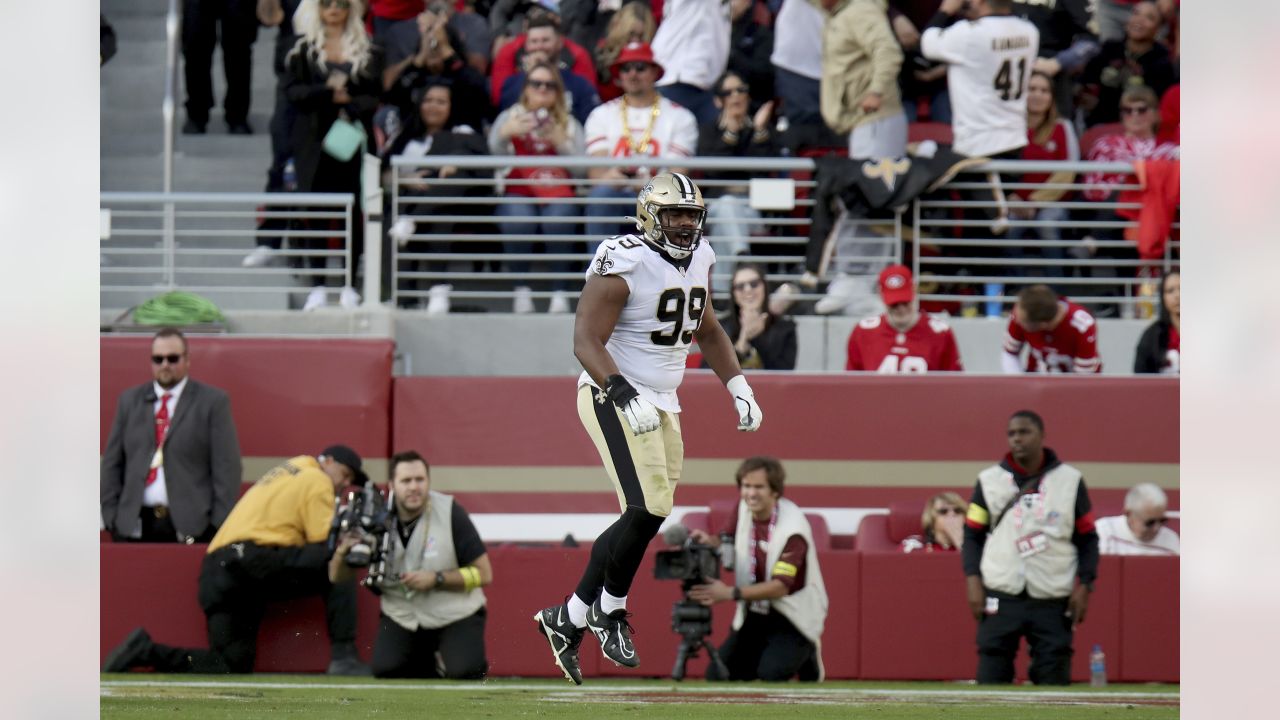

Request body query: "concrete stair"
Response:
[101, 0, 307, 312]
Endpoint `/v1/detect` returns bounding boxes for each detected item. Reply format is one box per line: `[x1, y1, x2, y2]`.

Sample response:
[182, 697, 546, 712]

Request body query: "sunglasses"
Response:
[319, 0, 351, 8]
[619, 62, 652, 74]
[527, 79, 556, 91]
[717, 86, 750, 98]
[1120, 105, 1151, 116]
[732, 279, 762, 292]
[935, 507, 965, 516]
[151, 354, 184, 365]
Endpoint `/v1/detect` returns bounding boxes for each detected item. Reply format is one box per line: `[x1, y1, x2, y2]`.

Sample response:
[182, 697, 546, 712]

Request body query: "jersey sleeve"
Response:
[1066, 305, 1102, 374]
[940, 328, 964, 372]
[665, 106, 697, 158]
[921, 22, 972, 65]
[583, 105, 612, 155]
[845, 327, 865, 370]
[1002, 315, 1026, 355]
[585, 237, 645, 290]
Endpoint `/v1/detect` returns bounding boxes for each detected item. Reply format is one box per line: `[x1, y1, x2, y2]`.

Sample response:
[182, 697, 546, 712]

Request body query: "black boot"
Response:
[326, 642, 371, 676]
[103, 628, 153, 672]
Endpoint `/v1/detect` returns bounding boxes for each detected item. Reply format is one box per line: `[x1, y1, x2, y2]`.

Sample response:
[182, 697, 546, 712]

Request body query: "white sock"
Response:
[600, 590, 627, 615]
[567, 593, 590, 628]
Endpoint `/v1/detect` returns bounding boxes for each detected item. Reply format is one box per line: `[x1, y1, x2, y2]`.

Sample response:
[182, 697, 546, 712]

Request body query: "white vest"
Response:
[978, 462, 1083, 599]
[731, 497, 828, 648]
[379, 491, 486, 631]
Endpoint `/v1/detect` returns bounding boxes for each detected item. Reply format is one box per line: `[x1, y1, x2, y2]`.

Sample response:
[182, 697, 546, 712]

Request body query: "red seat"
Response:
[1080, 122, 1123, 158]
[853, 502, 921, 553]
[908, 122, 953, 146]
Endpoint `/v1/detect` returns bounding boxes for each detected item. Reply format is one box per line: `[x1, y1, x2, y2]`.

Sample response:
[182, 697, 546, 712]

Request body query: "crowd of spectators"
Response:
[173, 0, 1178, 315]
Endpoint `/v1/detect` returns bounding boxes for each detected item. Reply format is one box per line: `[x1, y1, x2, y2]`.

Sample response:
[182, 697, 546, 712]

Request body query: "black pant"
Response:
[371, 608, 488, 679]
[975, 589, 1073, 685]
[182, 0, 258, 125]
[112, 508, 214, 544]
[149, 542, 357, 673]
[718, 610, 819, 682]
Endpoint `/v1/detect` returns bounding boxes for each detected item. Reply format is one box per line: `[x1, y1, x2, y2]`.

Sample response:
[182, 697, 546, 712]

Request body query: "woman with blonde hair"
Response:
[594, 1, 656, 102]
[284, 0, 384, 310]
[901, 492, 967, 553]
[489, 61, 586, 313]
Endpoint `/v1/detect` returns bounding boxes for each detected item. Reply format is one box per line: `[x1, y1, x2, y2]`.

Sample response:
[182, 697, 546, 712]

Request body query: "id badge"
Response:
[985, 597, 999, 615]
[1015, 531, 1048, 558]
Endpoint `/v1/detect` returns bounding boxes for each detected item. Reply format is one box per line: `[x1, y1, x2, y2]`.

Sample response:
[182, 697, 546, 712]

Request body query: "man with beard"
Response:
[101, 328, 242, 543]
[332, 450, 493, 678]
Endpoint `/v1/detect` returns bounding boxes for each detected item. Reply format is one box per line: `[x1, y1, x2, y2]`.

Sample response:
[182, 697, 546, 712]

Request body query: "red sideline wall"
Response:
[101, 336, 394, 460]
[100, 544, 1177, 681]
[394, 374, 1179, 465]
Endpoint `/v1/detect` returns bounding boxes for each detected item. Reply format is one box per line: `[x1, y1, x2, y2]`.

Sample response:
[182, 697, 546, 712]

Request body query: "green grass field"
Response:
[101, 675, 1179, 719]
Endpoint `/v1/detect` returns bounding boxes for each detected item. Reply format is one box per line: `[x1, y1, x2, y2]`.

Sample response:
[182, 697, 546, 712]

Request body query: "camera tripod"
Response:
[670, 598, 729, 681]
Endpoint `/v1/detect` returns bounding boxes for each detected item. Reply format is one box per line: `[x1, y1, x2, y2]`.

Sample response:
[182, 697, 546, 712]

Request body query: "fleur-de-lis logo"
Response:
[862, 157, 912, 192]
[594, 249, 615, 276]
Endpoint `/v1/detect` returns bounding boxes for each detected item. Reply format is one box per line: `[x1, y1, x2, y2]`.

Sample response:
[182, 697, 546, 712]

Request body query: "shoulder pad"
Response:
[590, 235, 648, 277]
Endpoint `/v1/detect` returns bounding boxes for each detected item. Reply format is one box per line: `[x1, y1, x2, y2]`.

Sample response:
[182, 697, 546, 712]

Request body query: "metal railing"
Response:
[99, 157, 1178, 315]
[100, 192, 356, 309]
[910, 159, 1180, 315]
[162, 0, 179, 194]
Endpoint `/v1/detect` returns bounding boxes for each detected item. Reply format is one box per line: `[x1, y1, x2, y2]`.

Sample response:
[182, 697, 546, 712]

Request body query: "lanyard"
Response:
[748, 506, 778, 582]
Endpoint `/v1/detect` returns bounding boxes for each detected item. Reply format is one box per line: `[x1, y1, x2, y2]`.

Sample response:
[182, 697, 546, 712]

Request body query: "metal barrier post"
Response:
[163, 200, 176, 288]
[162, 0, 178, 193]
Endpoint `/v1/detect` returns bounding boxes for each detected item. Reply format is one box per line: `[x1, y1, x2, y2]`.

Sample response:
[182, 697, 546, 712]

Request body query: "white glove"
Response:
[726, 375, 763, 432]
[605, 374, 661, 435]
[619, 396, 661, 435]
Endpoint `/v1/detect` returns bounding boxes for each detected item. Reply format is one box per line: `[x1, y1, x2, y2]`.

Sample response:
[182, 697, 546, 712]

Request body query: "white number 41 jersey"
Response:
[576, 235, 717, 412]
[921, 15, 1039, 157]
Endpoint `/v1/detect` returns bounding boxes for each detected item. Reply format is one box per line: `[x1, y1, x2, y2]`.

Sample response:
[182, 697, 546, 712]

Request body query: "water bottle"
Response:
[1089, 644, 1107, 687]
[283, 158, 297, 192]
[983, 282, 1004, 318]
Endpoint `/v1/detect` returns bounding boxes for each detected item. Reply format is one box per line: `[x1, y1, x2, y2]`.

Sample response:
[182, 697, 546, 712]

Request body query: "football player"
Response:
[846, 265, 964, 373]
[1002, 284, 1102, 373]
[534, 172, 764, 684]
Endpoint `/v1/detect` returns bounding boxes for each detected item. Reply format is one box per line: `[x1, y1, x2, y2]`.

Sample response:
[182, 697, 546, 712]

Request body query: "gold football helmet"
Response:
[632, 172, 706, 260]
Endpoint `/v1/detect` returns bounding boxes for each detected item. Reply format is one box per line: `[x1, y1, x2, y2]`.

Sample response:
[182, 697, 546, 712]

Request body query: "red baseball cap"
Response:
[878, 265, 914, 306]
[610, 42, 665, 82]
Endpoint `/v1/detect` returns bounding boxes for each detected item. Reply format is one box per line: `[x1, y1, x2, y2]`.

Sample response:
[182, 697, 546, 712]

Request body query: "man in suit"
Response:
[101, 328, 243, 543]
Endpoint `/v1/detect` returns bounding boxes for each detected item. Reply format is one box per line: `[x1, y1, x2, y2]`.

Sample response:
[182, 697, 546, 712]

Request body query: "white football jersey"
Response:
[921, 15, 1040, 157]
[577, 234, 717, 412]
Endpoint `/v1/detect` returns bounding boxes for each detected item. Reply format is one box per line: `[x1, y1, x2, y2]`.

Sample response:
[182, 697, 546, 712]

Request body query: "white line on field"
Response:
[100, 679, 1176, 700]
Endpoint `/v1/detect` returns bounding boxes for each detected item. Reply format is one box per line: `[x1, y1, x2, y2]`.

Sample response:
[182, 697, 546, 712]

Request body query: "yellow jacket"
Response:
[818, 0, 905, 135]
[208, 455, 335, 552]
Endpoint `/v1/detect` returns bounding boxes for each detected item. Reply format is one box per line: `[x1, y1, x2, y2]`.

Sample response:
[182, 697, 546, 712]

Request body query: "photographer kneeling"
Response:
[688, 457, 829, 682]
[330, 450, 492, 679]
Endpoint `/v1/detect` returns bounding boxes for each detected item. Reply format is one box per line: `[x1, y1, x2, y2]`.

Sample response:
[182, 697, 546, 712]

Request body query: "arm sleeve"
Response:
[451, 502, 488, 566]
[283, 51, 334, 109]
[921, 21, 969, 65]
[667, 109, 698, 158]
[846, 327, 864, 371]
[208, 392, 243, 529]
[851, 6, 906, 97]
[754, 318, 797, 370]
[1072, 316, 1102, 374]
[302, 480, 336, 544]
[772, 534, 808, 593]
[942, 330, 964, 371]
[1072, 480, 1100, 585]
[100, 394, 130, 531]
[961, 482, 990, 577]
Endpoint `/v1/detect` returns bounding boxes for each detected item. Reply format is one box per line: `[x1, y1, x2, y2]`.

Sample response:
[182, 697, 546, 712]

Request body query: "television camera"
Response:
[653, 523, 731, 680]
[327, 484, 395, 592]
